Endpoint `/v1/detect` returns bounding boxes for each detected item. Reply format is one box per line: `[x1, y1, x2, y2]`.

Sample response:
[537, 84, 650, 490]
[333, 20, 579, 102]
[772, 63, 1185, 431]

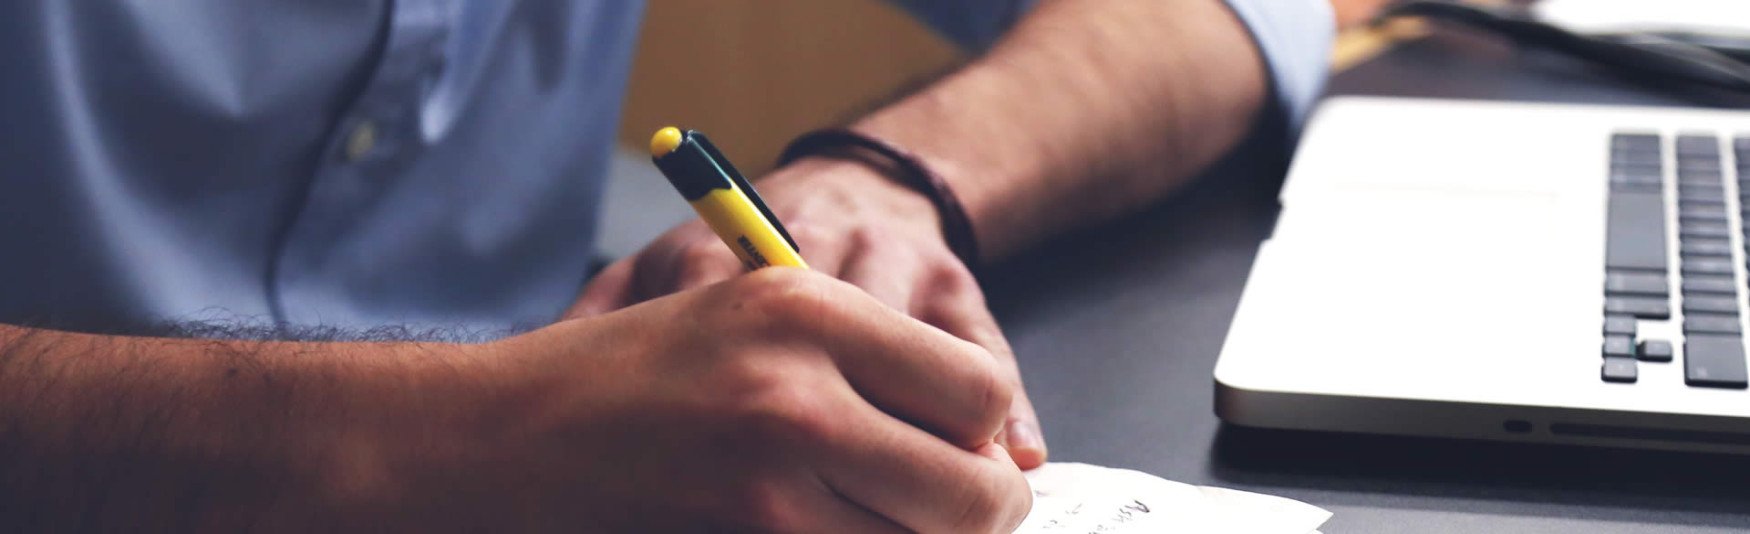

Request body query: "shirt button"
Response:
[344, 121, 377, 162]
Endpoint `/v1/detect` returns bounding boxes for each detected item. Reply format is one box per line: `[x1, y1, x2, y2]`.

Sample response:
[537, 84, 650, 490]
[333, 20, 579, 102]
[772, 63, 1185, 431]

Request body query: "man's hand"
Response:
[0, 270, 1029, 531]
[570, 157, 1048, 469]
[448, 269, 1031, 531]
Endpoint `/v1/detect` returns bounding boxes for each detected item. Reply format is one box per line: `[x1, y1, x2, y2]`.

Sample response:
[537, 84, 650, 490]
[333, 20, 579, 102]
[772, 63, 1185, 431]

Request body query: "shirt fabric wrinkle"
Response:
[0, 0, 1326, 337]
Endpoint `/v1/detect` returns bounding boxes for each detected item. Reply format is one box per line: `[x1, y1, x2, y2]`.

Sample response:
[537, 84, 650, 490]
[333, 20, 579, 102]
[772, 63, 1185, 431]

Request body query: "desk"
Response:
[594, 27, 1750, 533]
[985, 30, 1750, 533]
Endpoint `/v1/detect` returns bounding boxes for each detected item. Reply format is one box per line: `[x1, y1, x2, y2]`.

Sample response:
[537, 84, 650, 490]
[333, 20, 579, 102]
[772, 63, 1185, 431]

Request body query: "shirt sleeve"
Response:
[1219, 0, 1337, 130]
[885, 0, 1037, 52]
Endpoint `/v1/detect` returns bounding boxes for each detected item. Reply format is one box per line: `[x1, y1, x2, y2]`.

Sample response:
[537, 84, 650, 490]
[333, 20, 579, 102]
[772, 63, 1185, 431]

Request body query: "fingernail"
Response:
[1007, 420, 1043, 451]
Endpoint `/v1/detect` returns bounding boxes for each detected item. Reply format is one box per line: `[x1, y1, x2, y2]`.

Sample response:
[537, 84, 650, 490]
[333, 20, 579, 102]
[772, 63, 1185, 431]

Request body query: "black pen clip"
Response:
[689, 131, 801, 253]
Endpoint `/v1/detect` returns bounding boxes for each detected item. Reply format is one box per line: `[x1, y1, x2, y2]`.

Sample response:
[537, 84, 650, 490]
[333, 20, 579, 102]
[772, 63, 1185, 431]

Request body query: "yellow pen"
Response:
[649, 127, 809, 271]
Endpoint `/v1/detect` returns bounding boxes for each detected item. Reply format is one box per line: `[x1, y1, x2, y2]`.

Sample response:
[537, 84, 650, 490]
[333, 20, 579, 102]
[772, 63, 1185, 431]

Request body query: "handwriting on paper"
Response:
[1013, 463, 1331, 534]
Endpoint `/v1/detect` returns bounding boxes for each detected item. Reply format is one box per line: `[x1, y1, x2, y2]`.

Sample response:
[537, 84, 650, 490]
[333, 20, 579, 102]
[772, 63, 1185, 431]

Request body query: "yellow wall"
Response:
[618, 0, 966, 177]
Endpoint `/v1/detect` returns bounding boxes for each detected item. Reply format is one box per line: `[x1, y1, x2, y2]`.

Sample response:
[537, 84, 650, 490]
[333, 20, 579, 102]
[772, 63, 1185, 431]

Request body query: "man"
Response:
[0, 0, 1381, 531]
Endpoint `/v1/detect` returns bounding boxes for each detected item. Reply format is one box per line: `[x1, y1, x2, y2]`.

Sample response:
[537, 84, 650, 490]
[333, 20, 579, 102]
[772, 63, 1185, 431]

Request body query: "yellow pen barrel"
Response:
[688, 187, 808, 270]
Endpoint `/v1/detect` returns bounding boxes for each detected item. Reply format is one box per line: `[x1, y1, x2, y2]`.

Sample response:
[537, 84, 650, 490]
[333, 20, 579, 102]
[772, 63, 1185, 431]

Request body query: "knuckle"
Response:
[786, 224, 834, 251]
[732, 269, 840, 330]
[677, 240, 731, 269]
[729, 477, 804, 532]
[950, 478, 1010, 533]
[719, 356, 791, 399]
[948, 463, 1032, 534]
[729, 368, 838, 447]
[967, 355, 1014, 432]
[849, 226, 917, 265]
[930, 259, 980, 296]
[846, 225, 885, 250]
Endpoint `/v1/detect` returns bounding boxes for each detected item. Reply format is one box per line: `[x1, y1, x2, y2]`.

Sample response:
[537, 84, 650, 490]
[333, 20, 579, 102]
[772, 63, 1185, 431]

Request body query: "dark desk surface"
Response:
[984, 30, 1750, 533]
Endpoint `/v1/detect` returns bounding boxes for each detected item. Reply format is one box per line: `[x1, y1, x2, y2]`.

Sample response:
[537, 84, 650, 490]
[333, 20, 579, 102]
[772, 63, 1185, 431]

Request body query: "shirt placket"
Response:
[268, 0, 456, 325]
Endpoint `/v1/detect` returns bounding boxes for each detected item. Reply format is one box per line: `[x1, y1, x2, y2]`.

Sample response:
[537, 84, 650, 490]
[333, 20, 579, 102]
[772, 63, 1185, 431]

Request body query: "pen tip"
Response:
[650, 127, 683, 157]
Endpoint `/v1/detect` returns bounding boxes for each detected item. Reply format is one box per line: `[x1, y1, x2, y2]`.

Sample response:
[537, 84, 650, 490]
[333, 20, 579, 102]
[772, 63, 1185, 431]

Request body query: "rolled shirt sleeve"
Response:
[1220, 0, 1337, 130]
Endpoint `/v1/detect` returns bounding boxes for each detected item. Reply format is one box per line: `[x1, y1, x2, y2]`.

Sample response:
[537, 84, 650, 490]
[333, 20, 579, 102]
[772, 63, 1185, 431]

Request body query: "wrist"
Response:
[302, 340, 505, 520]
[774, 129, 980, 266]
[760, 157, 947, 246]
[326, 327, 625, 523]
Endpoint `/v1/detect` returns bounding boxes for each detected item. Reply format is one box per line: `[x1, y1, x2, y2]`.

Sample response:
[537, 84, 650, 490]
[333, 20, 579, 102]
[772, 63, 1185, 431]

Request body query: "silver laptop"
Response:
[1215, 96, 1750, 454]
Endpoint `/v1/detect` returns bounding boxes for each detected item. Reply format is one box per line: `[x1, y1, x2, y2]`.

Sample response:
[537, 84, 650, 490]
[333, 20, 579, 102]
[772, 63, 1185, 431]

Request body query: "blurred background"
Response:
[598, 0, 1401, 256]
[616, 0, 960, 177]
[614, 0, 1401, 176]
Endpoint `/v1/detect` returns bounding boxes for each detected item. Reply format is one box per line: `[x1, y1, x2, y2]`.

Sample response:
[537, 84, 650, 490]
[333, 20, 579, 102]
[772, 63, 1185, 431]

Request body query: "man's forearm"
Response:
[856, 0, 1270, 260]
[0, 325, 479, 529]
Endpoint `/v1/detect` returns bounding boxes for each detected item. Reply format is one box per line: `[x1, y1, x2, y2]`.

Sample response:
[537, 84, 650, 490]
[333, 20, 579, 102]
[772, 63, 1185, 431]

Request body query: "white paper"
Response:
[1535, 0, 1750, 37]
[1014, 463, 1330, 534]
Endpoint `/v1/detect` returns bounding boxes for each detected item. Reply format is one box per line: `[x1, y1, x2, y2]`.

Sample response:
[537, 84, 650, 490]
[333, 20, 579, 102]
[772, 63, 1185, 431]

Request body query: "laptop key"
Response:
[1679, 204, 1729, 222]
[1614, 170, 1663, 188]
[1612, 150, 1663, 167]
[1678, 169, 1724, 184]
[1684, 313, 1742, 335]
[1604, 314, 1638, 336]
[1603, 335, 1636, 358]
[1606, 272, 1668, 296]
[1613, 165, 1660, 178]
[1682, 275, 1737, 295]
[1680, 196, 1726, 208]
[1606, 191, 1668, 271]
[1677, 135, 1721, 157]
[1678, 159, 1724, 173]
[1603, 358, 1639, 383]
[1680, 239, 1732, 257]
[1681, 220, 1731, 239]
[1638, 339, 1674, 362]
[1681, 185, 1726, 202]
[1683, 296, 1740, 314]
[1613, 133, 1661, 152]
[1612, 158, 1659, 170]
[1606, 296, 1670, 319]
[1681, 257, 1735, 276]
[1685, 334, 1750, 389]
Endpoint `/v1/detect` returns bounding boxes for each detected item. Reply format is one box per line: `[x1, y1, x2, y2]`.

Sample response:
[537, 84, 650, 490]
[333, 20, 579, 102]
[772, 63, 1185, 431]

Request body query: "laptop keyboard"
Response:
[1603, 132, 1750, 388]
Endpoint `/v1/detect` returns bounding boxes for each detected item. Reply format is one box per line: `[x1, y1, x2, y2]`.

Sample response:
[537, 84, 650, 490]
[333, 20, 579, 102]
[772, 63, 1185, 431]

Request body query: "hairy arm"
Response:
[0, 324, 482, 530]
[856, 0, 1276, 259]
[0, 270, 1038, 531]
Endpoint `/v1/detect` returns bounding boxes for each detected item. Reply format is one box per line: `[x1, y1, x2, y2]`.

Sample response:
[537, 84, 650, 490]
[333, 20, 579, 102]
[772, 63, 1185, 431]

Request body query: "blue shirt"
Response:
[0, 0, 1331, 336]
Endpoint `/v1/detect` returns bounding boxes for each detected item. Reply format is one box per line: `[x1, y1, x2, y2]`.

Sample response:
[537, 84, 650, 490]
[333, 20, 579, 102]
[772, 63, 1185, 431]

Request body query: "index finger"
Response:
[814, 397, 1032, 533]
[740, 271, 1013, 449]
[917, 268, 1048, 469]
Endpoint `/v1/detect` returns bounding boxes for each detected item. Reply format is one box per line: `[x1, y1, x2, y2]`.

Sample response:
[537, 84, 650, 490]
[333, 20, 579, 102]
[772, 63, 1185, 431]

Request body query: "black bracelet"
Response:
[776, 129, 982, 271]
